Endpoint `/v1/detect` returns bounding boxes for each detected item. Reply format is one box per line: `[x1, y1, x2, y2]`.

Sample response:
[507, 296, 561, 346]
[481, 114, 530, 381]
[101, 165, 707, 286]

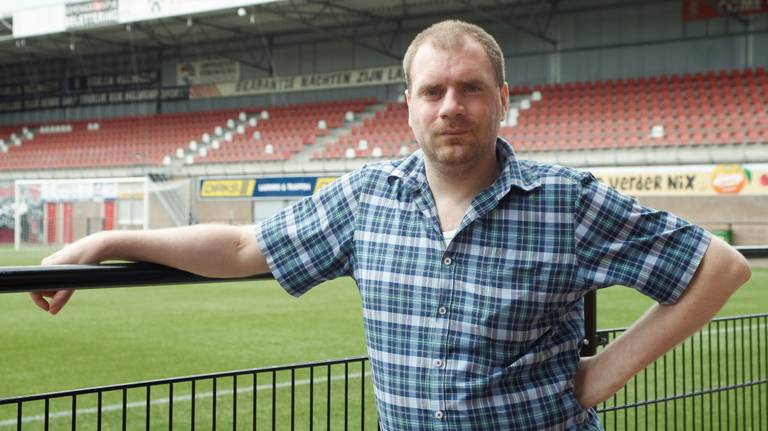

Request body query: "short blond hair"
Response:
[402, 20, 505, 88]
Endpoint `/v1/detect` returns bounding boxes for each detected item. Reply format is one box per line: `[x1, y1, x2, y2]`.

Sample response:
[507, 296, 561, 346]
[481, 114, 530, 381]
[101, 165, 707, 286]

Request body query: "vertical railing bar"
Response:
[673, 347, 677, 431]
[344, 361, 349, 431]
[361, 361, 366, 431]
[72, 395, 77, 431]
[16, 402, 21, 431]
[233, 376, 237, 431]
[122, 388, 127, 431]
[749, 317, 755, 431]
[326, 364, 331, 431]
[97, 390, 103, 431]
[44, 397, 50, 431]
[643, 367, 648, 431]
[699, 326, 704, 431]
[707, 321, 712, 431]
[716, 320, 722, 431]
[169, 382, 174, 431]
[737, 319, 747, 425]
[662, 353, 669, 429]
[726, 320, 731, 431]
[290, 369, 295, 431]
[759, 316, 765, 431]
[253, 373, 257, 431]
[681, 337, 686, 430]
[653, 361, 659, 429]
[145, 386, 150, 431]
[191, 379, 196, 431]
[689, 335, 695, 431]
[213, 378, 218, 431]
[763, 315, 767, 431]
[271, 371, 276, 431]
[632, 373, 638, 430]
[309, 367, 314, 431]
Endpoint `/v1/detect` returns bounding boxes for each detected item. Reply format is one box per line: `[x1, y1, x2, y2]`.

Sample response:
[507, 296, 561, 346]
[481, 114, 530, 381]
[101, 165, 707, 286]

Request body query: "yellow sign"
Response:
[200, 179, 255, 198]
[314, 177, 337, 193]
[591, 164, 768, 196]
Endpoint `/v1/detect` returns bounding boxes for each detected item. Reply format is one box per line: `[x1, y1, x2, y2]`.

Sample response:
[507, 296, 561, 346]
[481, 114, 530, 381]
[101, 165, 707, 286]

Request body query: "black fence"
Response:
[1, 312, 765, 430]
[596, 313, 767, 430]
[1, 247, 765, 430]
[0, 356, 376, 431]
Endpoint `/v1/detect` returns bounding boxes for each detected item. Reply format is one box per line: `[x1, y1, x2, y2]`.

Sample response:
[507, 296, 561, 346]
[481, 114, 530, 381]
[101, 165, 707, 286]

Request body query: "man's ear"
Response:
[499, 82, 510, 119]
[405, 89, 412, 128]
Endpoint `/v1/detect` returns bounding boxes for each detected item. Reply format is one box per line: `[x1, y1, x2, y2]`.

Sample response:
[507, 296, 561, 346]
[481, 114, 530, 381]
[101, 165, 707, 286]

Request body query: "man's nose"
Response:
[438, 88, 464, 118]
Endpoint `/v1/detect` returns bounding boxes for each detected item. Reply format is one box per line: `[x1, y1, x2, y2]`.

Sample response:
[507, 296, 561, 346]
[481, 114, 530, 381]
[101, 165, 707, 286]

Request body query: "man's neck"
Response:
[424, 152, 501, 231]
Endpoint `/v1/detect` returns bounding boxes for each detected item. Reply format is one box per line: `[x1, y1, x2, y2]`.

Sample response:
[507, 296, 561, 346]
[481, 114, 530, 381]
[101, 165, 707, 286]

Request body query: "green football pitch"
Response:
[0, 246, 766, 429]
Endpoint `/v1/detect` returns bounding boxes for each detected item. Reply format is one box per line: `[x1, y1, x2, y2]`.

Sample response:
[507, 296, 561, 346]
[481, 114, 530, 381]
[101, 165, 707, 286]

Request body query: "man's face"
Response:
[405, 38, 509, 169]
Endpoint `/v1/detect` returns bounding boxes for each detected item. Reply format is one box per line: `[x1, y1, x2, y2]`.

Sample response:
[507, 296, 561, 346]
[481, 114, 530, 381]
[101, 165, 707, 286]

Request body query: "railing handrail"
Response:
[0, 262, 274, 294]
[2, 246, 765, 294]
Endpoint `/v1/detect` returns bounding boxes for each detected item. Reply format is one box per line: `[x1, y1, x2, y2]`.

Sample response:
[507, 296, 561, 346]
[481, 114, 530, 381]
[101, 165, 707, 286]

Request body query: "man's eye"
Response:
[465, 85, 481, 94]
[423, 88, 441, 97]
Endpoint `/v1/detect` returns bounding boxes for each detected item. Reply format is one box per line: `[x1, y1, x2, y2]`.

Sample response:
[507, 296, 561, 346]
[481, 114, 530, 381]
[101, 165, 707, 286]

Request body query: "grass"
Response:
[0, 247, 766, 429]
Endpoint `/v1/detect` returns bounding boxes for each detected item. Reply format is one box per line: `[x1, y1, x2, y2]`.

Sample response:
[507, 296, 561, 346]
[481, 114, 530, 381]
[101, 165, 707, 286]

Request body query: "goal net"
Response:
[13, 176, 192, 250]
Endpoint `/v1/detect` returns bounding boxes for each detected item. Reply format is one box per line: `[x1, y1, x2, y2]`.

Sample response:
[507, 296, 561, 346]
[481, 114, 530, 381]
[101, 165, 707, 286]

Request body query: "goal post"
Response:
[12, 176, 192, 251]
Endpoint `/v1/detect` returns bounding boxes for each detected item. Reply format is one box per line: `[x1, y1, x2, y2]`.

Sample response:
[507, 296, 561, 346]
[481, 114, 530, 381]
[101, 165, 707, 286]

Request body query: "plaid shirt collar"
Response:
[388, 138, 542, 215]
[388, 137, 541, 195]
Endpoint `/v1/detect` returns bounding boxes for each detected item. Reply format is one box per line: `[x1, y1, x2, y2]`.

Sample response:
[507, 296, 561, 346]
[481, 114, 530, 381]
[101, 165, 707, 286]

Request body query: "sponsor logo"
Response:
[710, 164, 751, 195]
[200, 180, 255, 198]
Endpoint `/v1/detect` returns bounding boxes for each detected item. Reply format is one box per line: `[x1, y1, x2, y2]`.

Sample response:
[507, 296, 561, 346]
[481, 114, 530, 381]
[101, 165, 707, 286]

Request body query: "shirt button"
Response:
[442, 256, 453, 266]
[433, 359, 444, 368]
[434, 410, 444, 420]
[437, 306, 447, 316]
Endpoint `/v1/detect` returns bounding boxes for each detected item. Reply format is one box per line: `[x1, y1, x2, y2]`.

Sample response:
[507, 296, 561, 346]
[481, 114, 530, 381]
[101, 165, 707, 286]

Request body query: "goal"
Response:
[14, 176, 191, 250]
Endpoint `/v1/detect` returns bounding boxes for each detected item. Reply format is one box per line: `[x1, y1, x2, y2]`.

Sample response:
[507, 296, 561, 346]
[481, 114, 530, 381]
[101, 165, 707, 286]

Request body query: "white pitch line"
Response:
[1, 371, 372, 428]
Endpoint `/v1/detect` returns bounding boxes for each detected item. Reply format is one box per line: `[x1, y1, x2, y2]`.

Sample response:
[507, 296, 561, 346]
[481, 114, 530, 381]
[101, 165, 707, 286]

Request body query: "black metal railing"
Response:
[2, 313, 765, 430]
[595, 313, 768, 430]
[1, 246, 765, 430]
[0, 356, 376, 430]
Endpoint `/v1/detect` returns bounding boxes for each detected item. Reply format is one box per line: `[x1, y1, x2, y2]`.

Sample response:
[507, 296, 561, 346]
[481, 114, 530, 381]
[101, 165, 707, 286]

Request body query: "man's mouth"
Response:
[439, 128, 470, 136]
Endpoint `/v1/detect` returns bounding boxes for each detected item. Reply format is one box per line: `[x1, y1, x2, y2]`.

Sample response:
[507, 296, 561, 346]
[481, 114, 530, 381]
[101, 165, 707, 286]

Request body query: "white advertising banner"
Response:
[13, 5, 67, 37]
[119, 0, 277, 23]
[177, 59, 240, 86]
[189, 65, 405, 99]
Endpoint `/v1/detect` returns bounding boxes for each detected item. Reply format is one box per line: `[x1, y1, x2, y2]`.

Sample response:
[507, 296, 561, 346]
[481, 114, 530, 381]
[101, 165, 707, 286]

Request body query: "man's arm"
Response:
[31, 224, 269, 314]
[574, 236, 751, 408]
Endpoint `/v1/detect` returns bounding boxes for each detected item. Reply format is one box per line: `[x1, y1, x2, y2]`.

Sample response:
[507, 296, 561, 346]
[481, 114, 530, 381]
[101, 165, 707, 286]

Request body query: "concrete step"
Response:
[293, 103, 388, 162]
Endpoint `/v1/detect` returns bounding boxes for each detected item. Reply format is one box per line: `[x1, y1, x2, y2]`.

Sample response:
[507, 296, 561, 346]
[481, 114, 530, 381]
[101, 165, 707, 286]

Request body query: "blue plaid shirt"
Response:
[255, 139, 710, 430]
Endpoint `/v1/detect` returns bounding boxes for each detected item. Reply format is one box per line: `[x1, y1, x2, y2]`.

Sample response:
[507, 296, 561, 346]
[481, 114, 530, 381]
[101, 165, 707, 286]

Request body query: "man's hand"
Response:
[30, 232, 107, 314]
[573, 356, 623, 408]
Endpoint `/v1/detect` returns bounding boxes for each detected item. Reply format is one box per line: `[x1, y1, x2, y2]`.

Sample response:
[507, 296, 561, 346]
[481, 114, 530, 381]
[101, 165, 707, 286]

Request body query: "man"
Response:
[33, 20, 750, 430]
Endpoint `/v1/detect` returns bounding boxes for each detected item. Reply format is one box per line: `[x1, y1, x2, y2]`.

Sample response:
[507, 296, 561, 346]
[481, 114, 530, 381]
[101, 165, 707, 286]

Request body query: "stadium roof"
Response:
[0, 0, 561, 69]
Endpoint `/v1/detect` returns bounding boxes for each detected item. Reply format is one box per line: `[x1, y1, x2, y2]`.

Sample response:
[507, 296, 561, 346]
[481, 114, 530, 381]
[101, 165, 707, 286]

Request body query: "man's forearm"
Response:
[576, 237, 752, 407]
[44, 224, 270, 278]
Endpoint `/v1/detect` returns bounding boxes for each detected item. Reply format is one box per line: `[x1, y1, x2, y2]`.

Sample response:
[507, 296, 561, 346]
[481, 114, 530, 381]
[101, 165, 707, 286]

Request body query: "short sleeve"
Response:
[574, 174, 711, 304]
[254, 169, 362, 297]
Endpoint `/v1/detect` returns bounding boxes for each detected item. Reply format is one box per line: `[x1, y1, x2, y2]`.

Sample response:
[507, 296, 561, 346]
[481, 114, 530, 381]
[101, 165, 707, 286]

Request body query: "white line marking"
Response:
[1, 371, 372, 427]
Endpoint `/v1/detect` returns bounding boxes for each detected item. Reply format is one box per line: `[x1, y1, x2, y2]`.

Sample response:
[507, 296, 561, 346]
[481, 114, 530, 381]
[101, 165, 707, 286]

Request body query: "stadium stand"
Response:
[315, 68, 768, 161]
[501, 67, 768, 152]
[1, 69, 766, 169]
[0, 98, 375, 170]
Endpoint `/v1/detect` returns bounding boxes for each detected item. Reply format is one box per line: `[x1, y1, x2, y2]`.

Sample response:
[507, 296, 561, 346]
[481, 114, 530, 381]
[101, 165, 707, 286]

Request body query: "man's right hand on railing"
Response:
[29, 225, 270, 315]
